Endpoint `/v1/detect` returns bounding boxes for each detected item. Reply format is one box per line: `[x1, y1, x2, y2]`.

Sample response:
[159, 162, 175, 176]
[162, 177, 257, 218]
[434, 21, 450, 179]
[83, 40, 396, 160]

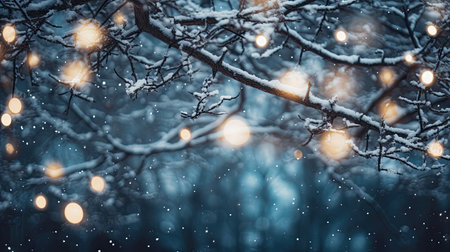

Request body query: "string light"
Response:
[27, 52, 40, 68]
[114, 12, 127, 26]
[90, 176, 106, 193]
[320, 130, 351, 160]
[62, 60, 91, 88]
[426, 24, 438, 37]
[1, 113, 12, 127]
[279, 69, 309, 97]
[34, 194, 47, 210]
[222, 117, 251, 147]
[255, 33, 269, 48]
[427, 140, 444, 158]
[64, 202, 84, 224]
[419, 69, 435, 87]
[8, 97, 22, 114]
[2, 24, 16, 43]
[403, 52, 415, 65]
[379, 68, 395, 86]
[378, 99, 398, 123]
[294, 149, 303, 160]
[74, 20, 103, 49]
[334, 29, 348, 43]
[5, 143, 15, 155]
[45, 161, 64, 179]
[179, 128, 192, 141]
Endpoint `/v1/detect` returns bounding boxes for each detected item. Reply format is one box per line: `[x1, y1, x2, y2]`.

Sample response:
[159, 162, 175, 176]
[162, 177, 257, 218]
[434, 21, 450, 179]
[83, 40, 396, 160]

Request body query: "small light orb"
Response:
[74, 20, 103, 49]
[5, 143, 14, 155]
[334, 29, 348, 43]
[279, 69, 309, 97]
[294, 149, 303, 160]
[378, 99, 399, 123]
[222, 117, 251, 147]
[403, 52, 415, 65]
[90, 175, 106, 193]
[64, 202, 84, 224]
[45, 161, 64, 179]
[419, 69, 434, 87]
[427, 140, 444, 158]
[1, 113, 12, 127]
[27, 53, 40, 68]
[179, 128, 192, 141]
[320, 131, 351, 160]
[255, 33, 269, 48]
[8, 97, 22, 114]
[2, 24, 16, 43]
[62, 60, 91, 88]
[34, 194, 47, 210]
[426, 24, 438, 37]
[379, 68, 395, 86]
[114, 12, 127, 26]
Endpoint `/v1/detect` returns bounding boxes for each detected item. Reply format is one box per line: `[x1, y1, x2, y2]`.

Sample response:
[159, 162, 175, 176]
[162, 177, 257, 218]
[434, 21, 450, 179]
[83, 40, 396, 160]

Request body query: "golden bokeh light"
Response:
[279, 69, 309, 97]
[74, 20, 104, 49]
[320, 131, 351, 160]
[427, 140, 444, 158]
[64, 202, 84, 224]
[403, 52, 415, 65]
[27, 52, 40, 68]
[419, 69, 434, 87]
[379, 68, 395, 86]
[2, 24, 16, 43]
[5, 143, 15, 155]
[90, 175, 106, 193]
[34, 194, 47, 210]
[426, 24, 438, 37]
[294, 149, 303, 160]
[45, 161, 64, 179]
[8, 97, 22, 114]
[114, 12, 127, 25]
[378, 99, 399, 123]
[255, 33, 269, 48]
[334, 29, 348, 43]
[222, 117, 251, 147]
[62, 60, 91, 88]
[322, 72, 354, 101]
[1, 113, 12, 127]
[179, 128, 192, 141]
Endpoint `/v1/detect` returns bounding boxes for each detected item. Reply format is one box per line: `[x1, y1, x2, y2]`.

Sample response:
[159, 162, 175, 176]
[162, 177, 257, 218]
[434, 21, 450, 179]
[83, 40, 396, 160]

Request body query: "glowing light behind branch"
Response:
[90, 176, 106, 193]
[320, 131, 351, 160]
[2, 24, 16, 43]
[1, 113, 12, 127]
[334, 29, 348, 43]
[62, 60, 91, 88]
[64, 202, 84, 224]
[5, 143, 15, 155]
[222, 117, 251, 147]
[279, 69, 309, 97]
[45, 161, 64, 179]
[74, 20, 104, 49]
[379, 68, 395, 86]
[27, 53, 40, 68]
[34, 194, 47, 210]
[179, 128, 192, 141]
[294, 150, 303, 160]
[427, 140, 444, 158]
[8, 97, 22, 114]
[403, 52, 415, 65]
[419, 69, 435, 87]
[114, 12, 127, 26]
[378, 99, 399, 123]
[426, 24, 438, 37]
[255, 33, 269, 48]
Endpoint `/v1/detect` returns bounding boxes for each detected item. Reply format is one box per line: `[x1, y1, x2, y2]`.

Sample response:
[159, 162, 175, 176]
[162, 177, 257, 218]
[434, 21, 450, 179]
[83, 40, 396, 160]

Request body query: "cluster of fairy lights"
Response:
[0, 6, 446, 223]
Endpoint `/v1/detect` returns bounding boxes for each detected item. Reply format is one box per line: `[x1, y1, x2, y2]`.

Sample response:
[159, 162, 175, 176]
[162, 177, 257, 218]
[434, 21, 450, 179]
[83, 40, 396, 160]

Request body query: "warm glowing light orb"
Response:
[34, 194, 47, 210]
[1, 113, 12, 127]
[64, 202, 84, 224]
[27, 53, 40, 68]
[426, 24, 438, 37]
[279, 69, 309, 97]
[419, 69, 434, 87]
[334, 29, 348, 43]
[114, 12, 127, 25]
[62, 60, 91, 88]
[45, 161, 64, 179]
[90, 175, 106, 193]
[179, 128, 192, 141]
[294, 149, 303, 160]
[8, 97, 22, 114]
[320, 131, 351, 160]
[255, 33, 269, 48]
[379, 68, 395, 86]
[74, 20, 103, 49]
[222, 117, 251, 147]
[427, 140, 444, 158]
[2, 24, 16, 43]
[379, 99, 398, 123]
[403, 52, 415, 64]
[5, 143, 14, 155]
